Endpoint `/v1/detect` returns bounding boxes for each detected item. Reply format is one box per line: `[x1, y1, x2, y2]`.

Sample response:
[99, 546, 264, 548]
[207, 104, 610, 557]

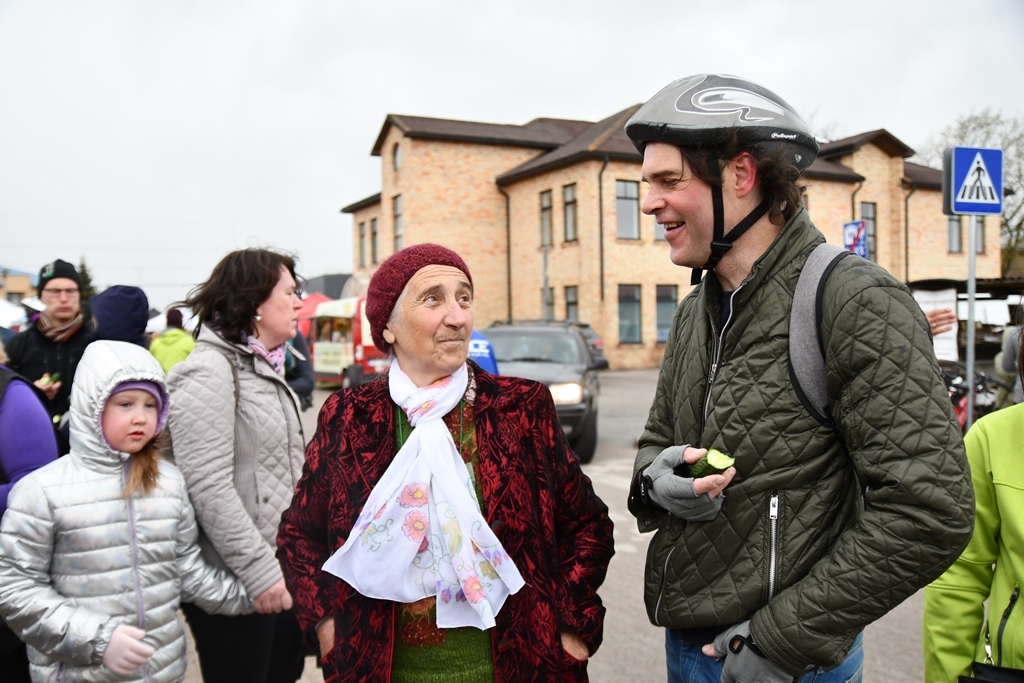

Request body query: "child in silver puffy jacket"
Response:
[0, 340, 253, 683]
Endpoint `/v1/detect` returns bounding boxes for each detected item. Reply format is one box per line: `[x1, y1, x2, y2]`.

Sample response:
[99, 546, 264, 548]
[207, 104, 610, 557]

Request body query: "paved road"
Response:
[184, 369, 928, 682]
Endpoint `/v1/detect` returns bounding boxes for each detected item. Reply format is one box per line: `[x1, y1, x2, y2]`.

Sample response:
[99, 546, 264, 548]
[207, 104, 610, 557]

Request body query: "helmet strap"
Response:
[691, 162, 772, 286]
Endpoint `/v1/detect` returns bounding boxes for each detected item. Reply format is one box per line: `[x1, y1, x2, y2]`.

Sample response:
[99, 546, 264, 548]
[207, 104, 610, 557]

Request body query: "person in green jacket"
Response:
[149, 308, 195, 374]
[923, 334, 1024, 681]
[626, 74, 974, 683]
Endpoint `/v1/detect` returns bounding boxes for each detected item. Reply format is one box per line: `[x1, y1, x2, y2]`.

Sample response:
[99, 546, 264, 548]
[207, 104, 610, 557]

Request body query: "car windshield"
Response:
[487, 331, 584, 364]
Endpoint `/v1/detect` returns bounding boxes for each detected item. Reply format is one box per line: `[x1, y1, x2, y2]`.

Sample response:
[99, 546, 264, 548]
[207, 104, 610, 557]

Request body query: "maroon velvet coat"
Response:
[277, 366, 614, 683]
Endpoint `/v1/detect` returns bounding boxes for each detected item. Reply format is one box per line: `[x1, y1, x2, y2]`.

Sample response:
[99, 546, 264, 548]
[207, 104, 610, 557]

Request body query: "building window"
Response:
[618, 284, 641, 343]
[393, 142, 402, 171]
[948, 215, 962, 253]
[541, 286, 554, 321]
[370, 218, 379, 265]
[656, 285, 678, 343]
[565, 285, 579, 321]
[563, 184, 578, 242]
[860, 202, 876, 262]
[358, 222, 367, 267]
[393, 195, 403, 251]
[976, 218, 985, 254]
[616, 180, 640, 239]
[540, 190, 553, 247]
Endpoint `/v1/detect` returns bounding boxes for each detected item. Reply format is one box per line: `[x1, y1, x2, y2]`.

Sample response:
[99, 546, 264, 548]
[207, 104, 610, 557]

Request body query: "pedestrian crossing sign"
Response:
[943, 146, 1003, 215]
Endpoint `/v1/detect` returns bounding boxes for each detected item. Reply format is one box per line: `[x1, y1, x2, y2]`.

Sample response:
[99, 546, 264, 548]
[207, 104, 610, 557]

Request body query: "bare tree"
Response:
[916, 109, 1024, 276]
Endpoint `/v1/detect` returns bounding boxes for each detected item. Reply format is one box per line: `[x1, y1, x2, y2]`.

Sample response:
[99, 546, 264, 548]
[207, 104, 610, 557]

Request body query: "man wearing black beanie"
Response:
[3, 259, 94, 454]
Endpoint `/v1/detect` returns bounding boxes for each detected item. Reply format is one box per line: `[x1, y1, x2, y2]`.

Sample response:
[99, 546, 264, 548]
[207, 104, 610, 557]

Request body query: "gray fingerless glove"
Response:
[642, 445, 724, 522]
[711, 620, 795, 683]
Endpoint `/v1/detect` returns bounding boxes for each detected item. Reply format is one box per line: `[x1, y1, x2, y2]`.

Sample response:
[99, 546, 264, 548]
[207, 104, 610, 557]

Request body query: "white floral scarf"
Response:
[322, 362, 524, 629]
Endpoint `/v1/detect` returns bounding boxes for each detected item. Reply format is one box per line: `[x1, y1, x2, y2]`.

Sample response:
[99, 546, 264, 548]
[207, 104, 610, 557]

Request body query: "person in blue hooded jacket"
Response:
[90, 285, 151, 348]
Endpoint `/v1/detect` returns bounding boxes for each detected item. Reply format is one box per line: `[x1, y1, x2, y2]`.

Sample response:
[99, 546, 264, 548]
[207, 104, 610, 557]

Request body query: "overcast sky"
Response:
[2, 0, 1022, 309]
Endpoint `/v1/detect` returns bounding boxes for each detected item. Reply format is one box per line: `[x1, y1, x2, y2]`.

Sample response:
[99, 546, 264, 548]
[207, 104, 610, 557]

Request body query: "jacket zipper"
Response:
[702, 287, 742, 423]
[997, 584, 1020, 666]
[124, 462, 151, 682]
[652, 545, 676, 627]
[654, 286, 740, 623]
[768, 493, 780, 600]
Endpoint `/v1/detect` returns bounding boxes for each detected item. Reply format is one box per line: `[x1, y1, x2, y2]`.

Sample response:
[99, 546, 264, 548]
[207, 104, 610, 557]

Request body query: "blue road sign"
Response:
[946, 147, 1003, 215]
[843, 220, 868, 258]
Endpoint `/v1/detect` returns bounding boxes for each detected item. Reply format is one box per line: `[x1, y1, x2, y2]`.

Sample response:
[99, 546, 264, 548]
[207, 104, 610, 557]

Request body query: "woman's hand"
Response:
[253, 579, 293, 614]
[561, 632, 589, 661]
[317, 617, 336, 658]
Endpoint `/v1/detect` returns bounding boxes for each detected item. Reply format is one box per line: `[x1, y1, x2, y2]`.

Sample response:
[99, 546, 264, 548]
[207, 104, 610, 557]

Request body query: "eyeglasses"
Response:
[41, 287, 80, 298]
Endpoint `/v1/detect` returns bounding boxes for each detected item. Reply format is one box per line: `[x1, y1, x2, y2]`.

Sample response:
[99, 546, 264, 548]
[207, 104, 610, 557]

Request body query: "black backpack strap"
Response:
[789, 243, 852, 425]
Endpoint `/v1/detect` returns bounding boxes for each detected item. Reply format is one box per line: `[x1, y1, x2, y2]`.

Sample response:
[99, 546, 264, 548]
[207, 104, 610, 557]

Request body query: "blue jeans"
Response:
[665, 629, 863, 683]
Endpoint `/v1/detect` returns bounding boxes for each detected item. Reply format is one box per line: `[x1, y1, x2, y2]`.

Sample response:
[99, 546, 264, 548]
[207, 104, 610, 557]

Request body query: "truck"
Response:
[308, 296, 388, 388]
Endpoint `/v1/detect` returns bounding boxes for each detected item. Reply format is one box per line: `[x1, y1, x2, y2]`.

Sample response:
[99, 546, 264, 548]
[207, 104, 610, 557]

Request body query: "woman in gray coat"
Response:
[0, 340, 252, 683]
[166, 248, 306, 683]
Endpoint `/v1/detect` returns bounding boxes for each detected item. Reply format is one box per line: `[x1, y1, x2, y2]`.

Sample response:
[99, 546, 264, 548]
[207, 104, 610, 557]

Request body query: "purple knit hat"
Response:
[109, 380, 169, 435]
[365, 243, 473, 353]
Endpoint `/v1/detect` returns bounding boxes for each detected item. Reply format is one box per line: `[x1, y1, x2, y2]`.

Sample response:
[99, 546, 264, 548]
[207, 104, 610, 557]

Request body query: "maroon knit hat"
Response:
[365, 243, 472, 352]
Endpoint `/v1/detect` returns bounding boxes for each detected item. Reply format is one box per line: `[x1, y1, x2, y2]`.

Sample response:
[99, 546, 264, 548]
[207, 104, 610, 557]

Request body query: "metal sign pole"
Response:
[965, 214, 978, 431]
[943, 146, 1003, 432]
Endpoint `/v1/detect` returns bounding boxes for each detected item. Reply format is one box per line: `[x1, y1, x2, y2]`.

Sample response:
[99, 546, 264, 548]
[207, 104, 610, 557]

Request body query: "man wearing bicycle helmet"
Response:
[626, 74, 974, 683]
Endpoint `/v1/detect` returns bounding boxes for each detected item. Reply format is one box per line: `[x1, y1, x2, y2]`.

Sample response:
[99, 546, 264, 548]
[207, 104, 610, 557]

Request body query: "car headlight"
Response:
[548, 382, 583, 405]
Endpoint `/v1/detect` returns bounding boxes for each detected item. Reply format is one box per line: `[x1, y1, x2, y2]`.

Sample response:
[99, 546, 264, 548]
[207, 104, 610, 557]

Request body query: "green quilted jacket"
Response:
[629, 209, 974, 676]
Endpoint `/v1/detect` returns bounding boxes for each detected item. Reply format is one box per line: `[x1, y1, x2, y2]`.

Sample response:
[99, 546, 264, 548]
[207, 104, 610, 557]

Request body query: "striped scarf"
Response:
[37, 312, 85, 344]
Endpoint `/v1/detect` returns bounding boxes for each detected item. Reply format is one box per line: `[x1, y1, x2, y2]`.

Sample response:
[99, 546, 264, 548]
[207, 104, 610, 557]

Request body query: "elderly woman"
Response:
[278, 243, 614, 683]
[167, 248, 307, 683]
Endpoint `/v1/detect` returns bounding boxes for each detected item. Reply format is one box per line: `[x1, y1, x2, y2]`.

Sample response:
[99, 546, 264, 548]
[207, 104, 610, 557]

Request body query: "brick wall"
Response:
[805, 147, 1000, 283]
[0, 273, 35, 302]
[350, 202, 382, 285]
[347, 127, 1004, 370]
[505, 159, 691, 370]
[374, 129, 540, 328]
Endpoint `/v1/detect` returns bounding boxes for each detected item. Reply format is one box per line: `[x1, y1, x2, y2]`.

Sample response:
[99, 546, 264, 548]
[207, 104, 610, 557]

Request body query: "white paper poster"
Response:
[913, 288, 959, 362]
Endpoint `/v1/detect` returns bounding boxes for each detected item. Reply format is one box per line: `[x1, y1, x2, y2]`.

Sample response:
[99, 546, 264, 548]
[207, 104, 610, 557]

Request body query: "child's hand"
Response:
[102, 625, 154, 675]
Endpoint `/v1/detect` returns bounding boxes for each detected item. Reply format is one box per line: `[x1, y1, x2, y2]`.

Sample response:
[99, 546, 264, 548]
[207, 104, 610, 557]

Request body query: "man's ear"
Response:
[729, 152, 759, 198]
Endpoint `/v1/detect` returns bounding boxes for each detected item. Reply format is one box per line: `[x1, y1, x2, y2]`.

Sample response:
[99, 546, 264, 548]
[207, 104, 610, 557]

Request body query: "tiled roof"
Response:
[0, 265, 38, 287]
[370, 114, 592, 156]
[496, 105, 643, 186]
[819, 129, 915, 159]
[802, 158, 864, 183]
[360, 109, 931, 196]
[903, 161, 943, 189]
[340, 192, 381, 214]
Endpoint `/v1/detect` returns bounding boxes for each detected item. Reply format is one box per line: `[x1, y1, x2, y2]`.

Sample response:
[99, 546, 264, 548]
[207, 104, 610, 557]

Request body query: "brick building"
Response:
[342, 112, 998, 369]
[0, 266, 37, 305]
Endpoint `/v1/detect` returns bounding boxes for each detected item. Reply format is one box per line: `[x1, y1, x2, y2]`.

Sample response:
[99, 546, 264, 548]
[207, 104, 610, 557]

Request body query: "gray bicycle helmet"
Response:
[626, 74, 819, 284]
[625, 73, 818, 170]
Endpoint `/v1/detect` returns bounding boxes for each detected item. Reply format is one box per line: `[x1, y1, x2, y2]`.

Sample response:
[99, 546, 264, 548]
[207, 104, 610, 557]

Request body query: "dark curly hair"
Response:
[677, 127, 805, 226]
[180, 248, 300, 344]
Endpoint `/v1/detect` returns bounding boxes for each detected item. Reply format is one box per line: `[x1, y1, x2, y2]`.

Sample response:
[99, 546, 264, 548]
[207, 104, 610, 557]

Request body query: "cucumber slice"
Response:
[690, 448, 735, 478]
